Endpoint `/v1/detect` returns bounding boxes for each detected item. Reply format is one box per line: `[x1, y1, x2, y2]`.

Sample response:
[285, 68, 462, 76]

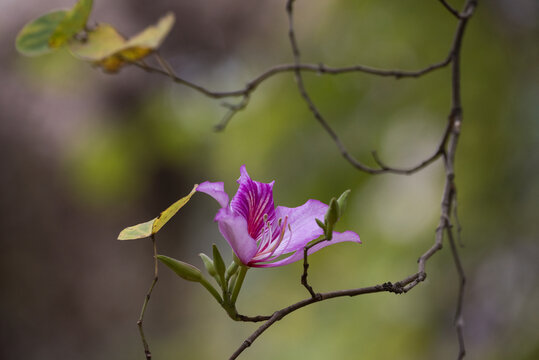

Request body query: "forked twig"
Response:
[227, 0, 476, 358]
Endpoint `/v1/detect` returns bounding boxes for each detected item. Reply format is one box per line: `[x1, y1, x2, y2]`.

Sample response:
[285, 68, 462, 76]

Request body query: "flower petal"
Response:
[272, 199, 328, 255]
[229, 165, 276, 239]
[252, 230, 361, 268]
[215, 208, 258, 265]
[197, 181, 229, 208]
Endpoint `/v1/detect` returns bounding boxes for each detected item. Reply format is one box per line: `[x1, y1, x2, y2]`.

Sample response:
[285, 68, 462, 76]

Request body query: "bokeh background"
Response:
[1, 0, 538, 359]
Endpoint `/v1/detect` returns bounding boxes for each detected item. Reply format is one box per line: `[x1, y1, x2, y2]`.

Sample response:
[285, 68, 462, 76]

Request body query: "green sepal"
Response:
[325, 222, 334, 240]
[336, 189, 351, 218]
[232, 253, 242, 266]
[212, 244, 226, 288]
[228, 271, 239, 293]
[157, 255, 202, 282]
[199, 253, 216, 277]
[315, 218, 326, 231]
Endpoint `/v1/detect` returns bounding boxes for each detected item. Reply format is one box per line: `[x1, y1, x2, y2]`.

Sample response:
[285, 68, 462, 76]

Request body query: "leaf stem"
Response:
[199, 276, 224, 304]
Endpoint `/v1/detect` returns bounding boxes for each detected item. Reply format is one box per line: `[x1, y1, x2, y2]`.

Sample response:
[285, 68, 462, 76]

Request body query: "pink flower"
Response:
[197, 166, 361, 267]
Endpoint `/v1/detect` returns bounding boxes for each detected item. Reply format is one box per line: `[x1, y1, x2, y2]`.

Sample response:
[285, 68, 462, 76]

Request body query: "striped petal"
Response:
[229, 165, 276, 240]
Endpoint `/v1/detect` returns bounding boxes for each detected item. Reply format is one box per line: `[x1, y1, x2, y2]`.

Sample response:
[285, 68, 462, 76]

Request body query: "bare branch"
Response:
[137, 235, 159, 360]
[438, 0, 464, 19]
[447, 225, 467, 359]
[228, 1, 478, 358]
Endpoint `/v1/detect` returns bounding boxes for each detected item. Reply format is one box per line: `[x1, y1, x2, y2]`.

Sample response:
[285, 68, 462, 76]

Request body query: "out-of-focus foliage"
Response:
[15, 0, 92, 55]
[15, 11, 69, 56]
[69, 13, 175, 72]
[15, 0, 175, 72]
[49, 0, 93, 48]
[2, 0, 538, 360]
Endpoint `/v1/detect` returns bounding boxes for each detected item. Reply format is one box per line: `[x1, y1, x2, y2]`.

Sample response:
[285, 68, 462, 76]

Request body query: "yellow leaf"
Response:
[69, 12, 175, 72]
[117, 219, 154, 241]
[152, 184, 198, 234]
[117, 184, 198, 240]
[120, 12, 175, 60]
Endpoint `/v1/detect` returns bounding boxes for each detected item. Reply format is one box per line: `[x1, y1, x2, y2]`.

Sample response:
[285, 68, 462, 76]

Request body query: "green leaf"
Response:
[69, 12, 175, 72]
[199, 253, 217, 277]
[212, 244, 226, 287]
[49, 0, 93, 48]
[16, 10, 68, 56]
[117, 184, 198, 240]
[157, 255, 202, 282]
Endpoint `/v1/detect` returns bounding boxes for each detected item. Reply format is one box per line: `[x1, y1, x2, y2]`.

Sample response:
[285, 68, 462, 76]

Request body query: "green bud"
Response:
[199, 253, 216, 277]
[336, 189, 351, 218]
[325, 197, 339, 228]
[212, 244, 226, 286]
[226, 260, 239, 279]
[157, 255, 202, 282]
[325, 222, 334, 241]
[315, 218, 326, 231]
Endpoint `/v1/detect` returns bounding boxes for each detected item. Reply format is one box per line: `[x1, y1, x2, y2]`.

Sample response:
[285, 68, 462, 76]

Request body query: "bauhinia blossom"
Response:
[197, 165, 361, 267]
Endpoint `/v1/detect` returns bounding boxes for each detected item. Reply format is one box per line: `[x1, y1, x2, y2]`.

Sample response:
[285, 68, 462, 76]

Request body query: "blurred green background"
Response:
[1, 0, 538, 359]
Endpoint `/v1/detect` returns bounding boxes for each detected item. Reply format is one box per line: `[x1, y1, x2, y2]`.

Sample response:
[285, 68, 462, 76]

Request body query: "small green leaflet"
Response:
[16, 11, 68, 56]
[16, 0, 93, 56]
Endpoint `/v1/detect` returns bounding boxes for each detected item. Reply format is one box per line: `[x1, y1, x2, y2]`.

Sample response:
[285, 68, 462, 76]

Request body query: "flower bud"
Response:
[336, 189, 351, 218]
[157, 255, 202, 282]
[199, 253, 216, 277]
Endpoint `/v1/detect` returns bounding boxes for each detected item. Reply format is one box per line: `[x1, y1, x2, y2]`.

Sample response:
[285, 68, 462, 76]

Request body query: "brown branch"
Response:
[285, 0, 386, 175]
[301, 246, 317, 298]
[229, 270, 427, 359]
[282, 0, 458, 176]
[133, 59, 453, 100]
[137, 235, 159, 360]
[438, 0, 464, 19]
[228, 0, 477, 358]
[300, 239, 326, 298]
[131, 53, 453, 134]
[447, 224, 467, 359]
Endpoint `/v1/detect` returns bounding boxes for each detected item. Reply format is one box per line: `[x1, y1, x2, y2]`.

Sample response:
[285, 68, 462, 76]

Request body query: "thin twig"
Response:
[132, 59, 453, 100]
[228, 1, 477, 358]
[229, 271, 422, 359]
[447, 224, 467, 359]
[438, 0, 464, 19]
[137, 235, 159, 360]
[300, 240, 326, 298]
[215, 95, 251, 131]
[131, 52, 454, 137]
